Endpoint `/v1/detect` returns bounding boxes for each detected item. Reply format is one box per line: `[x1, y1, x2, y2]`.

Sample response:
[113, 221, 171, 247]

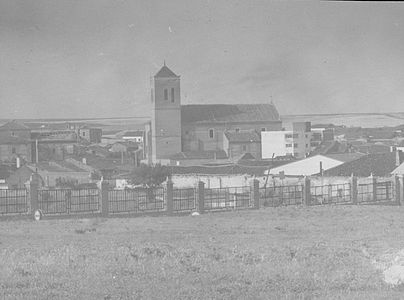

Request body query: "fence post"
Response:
[399, 175, 404, 206]
[166, 180, 173, 214]
[29, 176, 40, 214]
[251, 179, 260, 209]
[303, 176, 311, 206]
[100, 180, 109, 217]
[395, 175, 401, 205]
[197, 181, 205, 214]
[327, 184, 332, 204]
[372, 176, 377, 202]
[351, 175, 358, 204]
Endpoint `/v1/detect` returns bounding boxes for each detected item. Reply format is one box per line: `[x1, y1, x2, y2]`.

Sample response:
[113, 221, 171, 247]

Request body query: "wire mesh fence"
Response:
[38, 188, 100, 215]
[259, 184, 304, 207]
[204, 186, 251, 211]
[358, 180, 395, 203]
[108, 187, 166, 214]
[0, 189, 28, 215]
[376, 181, 395, 202]
[310, 183, 352, 205]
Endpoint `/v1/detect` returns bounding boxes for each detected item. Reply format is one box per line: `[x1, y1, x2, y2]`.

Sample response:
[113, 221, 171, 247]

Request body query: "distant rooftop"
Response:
[0, 136, 31, 145]
[324, 151, 404, 177]
[123, 130, 144, 138]
[0, 120, 30, 131]
[224, 130, 260, 143]
[169, 150, 228, 160]
[169, 164, 268, 175]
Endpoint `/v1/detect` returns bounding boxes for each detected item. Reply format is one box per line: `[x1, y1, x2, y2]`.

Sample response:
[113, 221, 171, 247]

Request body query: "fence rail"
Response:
[173, 188, 196, 212]
[260, 185, 304, 207]
[108, 188, 165, 215]
[0, 189, 28, 215]
[204, 186, 251, 211]
[310, 183, 351, 205]
[0, 176, 403, 218]
[38, 188, 100, 215]
[358, 180, 395, 203]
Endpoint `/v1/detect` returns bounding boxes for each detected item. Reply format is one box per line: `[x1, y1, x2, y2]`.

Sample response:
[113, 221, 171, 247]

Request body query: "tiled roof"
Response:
[356, 143, 391, 154]
[325, 153, 365, 163]
[123, 130, 144, 137]
[33, 161, 89, 173]
[181, 104, 280, 124]
[224, 130, 260, 143]
[323, 151, 404, 177]
[154, 65, 178, 78]
[0, 136, 31, 145]
[0, 120, 30, 131]
[169, 164, 268, 175]
[169, 150, 228, 160]
[72, 154, 134, 172]
[0, 165, 14, 179]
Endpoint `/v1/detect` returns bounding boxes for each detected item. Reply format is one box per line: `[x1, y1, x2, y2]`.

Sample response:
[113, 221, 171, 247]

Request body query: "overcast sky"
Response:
[1, 0, 404, 119]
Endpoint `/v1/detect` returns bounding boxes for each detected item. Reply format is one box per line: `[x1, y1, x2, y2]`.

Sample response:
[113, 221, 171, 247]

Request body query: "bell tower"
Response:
[150, 64, 182, 163]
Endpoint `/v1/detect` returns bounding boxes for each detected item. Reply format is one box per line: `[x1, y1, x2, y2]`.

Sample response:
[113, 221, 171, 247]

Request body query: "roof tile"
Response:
[181, 104, 280, 124]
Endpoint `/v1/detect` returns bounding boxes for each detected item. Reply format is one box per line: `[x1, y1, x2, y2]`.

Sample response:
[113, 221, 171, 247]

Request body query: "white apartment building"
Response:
[261, 122, 312, 159]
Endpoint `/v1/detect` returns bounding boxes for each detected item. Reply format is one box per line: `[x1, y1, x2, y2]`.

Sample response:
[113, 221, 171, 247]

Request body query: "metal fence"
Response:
[173, 188, 196, 212]
[108, 187, 165, 214]
[0, 176, 402, 218]
[204, 186, 251, 211]
[358, 180, 395, 203]
[376, 181, 395, 202]
[310, 183, 351, 205]
[38, 188, 100, 215]
[0, 189, 28, 215]
[259, 184, 304, 207]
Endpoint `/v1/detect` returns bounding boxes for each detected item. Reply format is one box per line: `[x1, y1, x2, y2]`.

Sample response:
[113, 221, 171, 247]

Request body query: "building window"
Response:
[261, 128, 266, 132]
[293, 133, 299, 138]
[171, 88, 175, 102]
[286, 144, 292, 148]
[285, 134, 293, 139]
[11, 147, 16, 154]
[164, 89, 168, 100]
[235, 128, 240, 133]
[209, 129, 214, 139]
[242, 145, 247, 151]
[294, 143, 298, 148]
[82, 132, 85, 137]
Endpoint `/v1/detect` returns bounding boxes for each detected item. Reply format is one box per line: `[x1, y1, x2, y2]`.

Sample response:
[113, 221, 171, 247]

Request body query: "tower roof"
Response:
[154, 65, 179, 78]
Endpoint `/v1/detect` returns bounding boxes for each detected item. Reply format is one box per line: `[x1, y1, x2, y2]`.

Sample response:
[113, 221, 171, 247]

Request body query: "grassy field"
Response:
[2, 206, 404, 299]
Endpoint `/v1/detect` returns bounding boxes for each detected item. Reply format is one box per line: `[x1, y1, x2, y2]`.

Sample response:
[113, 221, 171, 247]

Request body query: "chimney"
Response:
[396, 150, 401, 167]
[16, 157, 20, 168]
[319, 161, 323, 176]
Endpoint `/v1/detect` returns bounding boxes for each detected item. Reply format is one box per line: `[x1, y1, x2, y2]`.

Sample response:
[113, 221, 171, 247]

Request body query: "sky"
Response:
[1, 0, 404, 119]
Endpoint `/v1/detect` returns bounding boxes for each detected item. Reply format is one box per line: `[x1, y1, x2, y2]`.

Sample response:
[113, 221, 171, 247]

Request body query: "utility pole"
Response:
[264, 153, 275, 188]
[35, 139, 39, 164]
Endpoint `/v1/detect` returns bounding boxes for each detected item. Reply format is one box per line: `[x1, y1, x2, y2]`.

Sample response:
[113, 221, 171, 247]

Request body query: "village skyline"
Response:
[1, 1, 404, 119]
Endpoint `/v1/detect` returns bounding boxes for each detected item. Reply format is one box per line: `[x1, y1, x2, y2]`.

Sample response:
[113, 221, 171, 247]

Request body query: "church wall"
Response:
[182, 121, 282, 152]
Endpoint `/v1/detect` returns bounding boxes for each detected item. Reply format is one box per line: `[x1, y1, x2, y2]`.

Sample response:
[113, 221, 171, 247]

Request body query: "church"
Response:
[144, 64, 282, 165]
